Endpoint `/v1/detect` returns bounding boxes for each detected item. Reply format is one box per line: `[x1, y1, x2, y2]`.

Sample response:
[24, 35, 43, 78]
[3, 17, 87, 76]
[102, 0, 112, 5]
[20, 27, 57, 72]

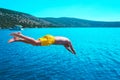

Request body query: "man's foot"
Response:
[8, 32, 21, 43]
[8, 37, 18, 43]
[10, 32, 22, 37]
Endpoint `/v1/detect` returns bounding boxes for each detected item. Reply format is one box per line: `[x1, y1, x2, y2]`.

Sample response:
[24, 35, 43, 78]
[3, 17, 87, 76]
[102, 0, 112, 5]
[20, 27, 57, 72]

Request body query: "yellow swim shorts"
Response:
[38, 34, 55, 46]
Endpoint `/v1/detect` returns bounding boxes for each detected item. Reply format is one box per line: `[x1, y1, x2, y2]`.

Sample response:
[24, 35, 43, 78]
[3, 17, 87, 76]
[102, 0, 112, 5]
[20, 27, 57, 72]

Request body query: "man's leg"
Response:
[9, 32, 41, 46]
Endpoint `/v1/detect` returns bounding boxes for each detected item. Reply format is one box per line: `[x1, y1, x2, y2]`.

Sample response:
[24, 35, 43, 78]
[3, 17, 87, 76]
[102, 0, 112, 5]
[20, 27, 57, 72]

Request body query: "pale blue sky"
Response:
[0, 0, 120, 21]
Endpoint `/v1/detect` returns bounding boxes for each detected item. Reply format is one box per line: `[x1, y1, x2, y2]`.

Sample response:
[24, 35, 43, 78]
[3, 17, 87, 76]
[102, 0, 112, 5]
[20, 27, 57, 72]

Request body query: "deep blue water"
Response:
[0, 28, 120, 80]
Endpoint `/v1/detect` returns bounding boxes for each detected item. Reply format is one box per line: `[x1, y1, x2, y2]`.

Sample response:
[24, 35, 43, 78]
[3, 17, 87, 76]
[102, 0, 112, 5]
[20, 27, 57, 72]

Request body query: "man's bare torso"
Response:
[54, 36, 70, 45]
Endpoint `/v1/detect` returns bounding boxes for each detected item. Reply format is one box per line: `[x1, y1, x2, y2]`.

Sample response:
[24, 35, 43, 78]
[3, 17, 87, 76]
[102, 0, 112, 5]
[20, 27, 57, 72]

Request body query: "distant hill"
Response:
[42, 17, 120, 27]
[0, 8, 120, 29]
[0, 8, 54, 29]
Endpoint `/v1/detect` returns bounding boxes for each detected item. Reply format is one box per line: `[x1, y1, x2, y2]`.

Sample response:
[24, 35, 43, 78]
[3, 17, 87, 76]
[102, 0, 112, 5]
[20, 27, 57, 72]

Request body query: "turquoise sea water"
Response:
[0, 28, 120, 80]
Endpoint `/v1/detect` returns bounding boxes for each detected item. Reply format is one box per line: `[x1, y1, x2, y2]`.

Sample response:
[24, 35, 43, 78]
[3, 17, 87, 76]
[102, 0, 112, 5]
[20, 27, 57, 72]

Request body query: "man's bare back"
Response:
[54, 36, 70, 45]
